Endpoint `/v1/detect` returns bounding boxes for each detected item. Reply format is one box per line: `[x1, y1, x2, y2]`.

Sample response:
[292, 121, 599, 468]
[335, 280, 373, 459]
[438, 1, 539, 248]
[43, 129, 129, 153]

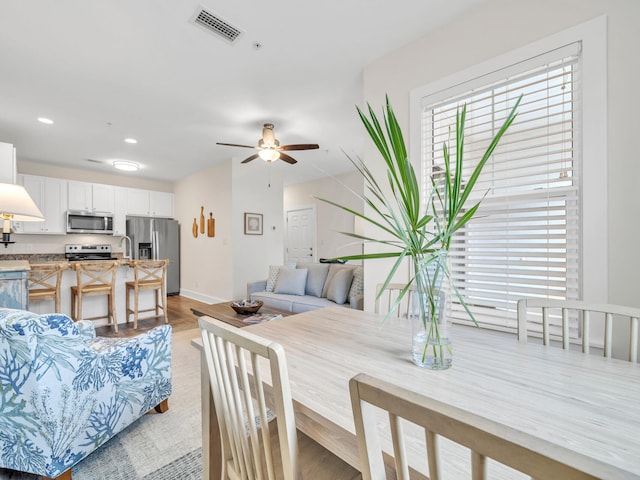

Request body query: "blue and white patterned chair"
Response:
[0, 308, 172, 480]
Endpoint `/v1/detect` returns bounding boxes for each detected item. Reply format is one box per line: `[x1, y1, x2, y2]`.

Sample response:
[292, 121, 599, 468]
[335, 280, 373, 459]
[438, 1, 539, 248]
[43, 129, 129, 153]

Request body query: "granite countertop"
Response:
[0, 254, 125, 264]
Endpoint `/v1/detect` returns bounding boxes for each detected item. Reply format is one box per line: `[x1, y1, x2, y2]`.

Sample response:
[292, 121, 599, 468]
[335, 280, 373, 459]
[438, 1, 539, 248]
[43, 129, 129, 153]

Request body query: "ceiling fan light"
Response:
[258, 149, 280, 162]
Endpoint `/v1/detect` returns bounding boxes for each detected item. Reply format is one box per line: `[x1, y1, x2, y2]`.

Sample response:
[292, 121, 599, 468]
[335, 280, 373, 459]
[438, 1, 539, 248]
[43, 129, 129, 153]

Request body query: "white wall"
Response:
[173, 161, 233, 303]
[174, 158, 286, 303]
[284, 171, 364, 262]
[362, 0, 640, 358]
[231, 160, 285, 299]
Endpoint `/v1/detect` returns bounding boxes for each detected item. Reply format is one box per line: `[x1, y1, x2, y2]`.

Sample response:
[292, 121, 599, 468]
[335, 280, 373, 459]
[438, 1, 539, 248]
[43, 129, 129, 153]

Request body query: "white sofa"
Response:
[248, 263, 364, 313]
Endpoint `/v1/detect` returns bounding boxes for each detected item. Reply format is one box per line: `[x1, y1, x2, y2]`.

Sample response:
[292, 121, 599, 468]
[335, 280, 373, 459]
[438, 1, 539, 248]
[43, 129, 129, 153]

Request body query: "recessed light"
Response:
[113, 160, 139, 171]
[37, 117, 54, 125]
[124, 138, 138, 144]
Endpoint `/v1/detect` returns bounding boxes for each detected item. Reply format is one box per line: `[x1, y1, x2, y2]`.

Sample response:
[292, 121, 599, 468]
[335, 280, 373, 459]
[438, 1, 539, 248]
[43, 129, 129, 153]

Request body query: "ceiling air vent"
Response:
[190, 6, 243, 44]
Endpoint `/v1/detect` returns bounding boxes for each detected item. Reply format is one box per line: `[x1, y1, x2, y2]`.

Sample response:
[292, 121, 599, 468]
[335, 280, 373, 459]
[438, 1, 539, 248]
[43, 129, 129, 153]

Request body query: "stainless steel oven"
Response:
[66, 210, 114, 234]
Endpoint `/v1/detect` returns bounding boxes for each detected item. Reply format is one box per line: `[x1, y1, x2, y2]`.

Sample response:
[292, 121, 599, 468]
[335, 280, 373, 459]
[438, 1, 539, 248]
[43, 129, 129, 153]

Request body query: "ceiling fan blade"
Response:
[217, 142, 258, 149]
[279, 152, 297, 164]
[279, 143, 319, 151]
[241, 154, 260, 164]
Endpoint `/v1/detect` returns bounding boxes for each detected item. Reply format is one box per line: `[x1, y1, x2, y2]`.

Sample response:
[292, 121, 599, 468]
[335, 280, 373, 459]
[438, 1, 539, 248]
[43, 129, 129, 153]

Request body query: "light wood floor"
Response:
[96, 295, 208, 338]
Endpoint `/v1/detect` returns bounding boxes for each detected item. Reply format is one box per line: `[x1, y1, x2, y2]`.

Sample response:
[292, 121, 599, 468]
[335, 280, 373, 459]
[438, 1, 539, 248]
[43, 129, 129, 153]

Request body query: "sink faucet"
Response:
[120, 235, 132, 260]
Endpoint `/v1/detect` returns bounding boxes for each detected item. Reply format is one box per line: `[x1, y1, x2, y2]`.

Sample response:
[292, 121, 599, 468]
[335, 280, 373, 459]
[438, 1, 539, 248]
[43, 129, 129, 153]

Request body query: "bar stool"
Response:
[28, 262, 68, 313]
[125, 259, 169, 329]
[70, 261, 120, 332]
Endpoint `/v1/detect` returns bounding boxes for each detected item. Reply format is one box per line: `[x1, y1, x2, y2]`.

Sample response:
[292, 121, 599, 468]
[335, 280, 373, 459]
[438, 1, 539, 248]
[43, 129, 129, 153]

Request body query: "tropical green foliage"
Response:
[318, 95, 520, 321]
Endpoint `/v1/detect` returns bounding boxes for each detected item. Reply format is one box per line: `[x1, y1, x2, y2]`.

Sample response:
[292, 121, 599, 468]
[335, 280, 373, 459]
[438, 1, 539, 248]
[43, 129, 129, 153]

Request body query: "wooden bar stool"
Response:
[28, 262, 68, 313]
[70, 261, 120, 332]
[126, 259, 169, 329]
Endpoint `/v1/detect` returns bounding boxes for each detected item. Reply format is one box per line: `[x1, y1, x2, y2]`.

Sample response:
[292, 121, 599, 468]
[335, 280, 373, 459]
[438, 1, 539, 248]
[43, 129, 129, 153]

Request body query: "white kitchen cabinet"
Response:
[125, 188, 150, 216]
[126, 189, 173, 217]
[15, 174, 67, 234]
[68, 181, 115, 213]
[113, 187, 127, 235]
[150, 191, 173, 217]
[0, 142, 16, 184]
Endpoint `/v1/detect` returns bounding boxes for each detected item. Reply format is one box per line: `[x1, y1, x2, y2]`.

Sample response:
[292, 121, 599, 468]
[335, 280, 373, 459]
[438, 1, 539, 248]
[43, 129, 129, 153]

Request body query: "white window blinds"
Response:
[420, 43, 582, 334]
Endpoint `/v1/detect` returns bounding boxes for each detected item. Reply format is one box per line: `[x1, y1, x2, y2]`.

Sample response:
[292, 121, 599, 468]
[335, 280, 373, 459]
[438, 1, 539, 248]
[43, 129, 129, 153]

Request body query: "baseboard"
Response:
[179, 289, 225, 305]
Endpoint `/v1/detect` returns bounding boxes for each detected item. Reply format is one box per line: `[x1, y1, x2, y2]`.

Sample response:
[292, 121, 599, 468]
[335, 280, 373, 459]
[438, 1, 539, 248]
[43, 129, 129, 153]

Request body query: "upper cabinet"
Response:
[113, 187, 127, 236]
[15, 174, 67, 234]
[68, 181, 115, 213]
[126, 189, 173, 218]
[0, 142, 16, 184]
[150, 191, 174, 217]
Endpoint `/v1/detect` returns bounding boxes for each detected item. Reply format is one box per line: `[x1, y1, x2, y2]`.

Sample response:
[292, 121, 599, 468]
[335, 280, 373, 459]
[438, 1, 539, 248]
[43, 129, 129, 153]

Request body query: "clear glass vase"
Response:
[410, 254, 452, 370]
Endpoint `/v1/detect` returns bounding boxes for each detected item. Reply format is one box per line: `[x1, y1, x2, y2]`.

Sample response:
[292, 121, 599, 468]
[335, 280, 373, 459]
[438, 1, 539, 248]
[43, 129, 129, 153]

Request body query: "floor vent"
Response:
[190, 6, 243, 44]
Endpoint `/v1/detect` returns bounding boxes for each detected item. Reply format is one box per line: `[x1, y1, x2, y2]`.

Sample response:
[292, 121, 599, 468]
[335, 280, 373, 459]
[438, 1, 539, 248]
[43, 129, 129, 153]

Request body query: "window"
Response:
[419, 44, 582, 334]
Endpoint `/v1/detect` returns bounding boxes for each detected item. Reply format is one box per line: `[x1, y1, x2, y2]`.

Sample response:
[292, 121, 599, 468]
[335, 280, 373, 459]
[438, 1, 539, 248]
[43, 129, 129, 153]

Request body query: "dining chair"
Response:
[517, 298, 639, 363]
[375, 283, 411, 316]
[70, 261, 120, 332]
[349, 373, 622, 480]
[125, 259, 169, 329]
[375, 283, 446, 320]
[28, 262, 68, 313]
[198, 316, 361, 480]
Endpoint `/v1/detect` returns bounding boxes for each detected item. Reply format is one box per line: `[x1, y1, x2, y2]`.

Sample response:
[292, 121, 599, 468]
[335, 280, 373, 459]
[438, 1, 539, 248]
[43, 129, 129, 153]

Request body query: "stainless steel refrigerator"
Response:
[126, 216, 180, 295]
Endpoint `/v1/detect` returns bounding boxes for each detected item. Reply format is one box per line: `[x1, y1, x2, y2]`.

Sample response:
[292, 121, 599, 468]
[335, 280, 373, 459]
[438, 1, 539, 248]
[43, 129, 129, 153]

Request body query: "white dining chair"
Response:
[375, 283, 445, 321]
[199, 316, 361, 480]
[349, 373, 623, 480]
[517, 298, 639, 363]
[375, 283, 411, 317]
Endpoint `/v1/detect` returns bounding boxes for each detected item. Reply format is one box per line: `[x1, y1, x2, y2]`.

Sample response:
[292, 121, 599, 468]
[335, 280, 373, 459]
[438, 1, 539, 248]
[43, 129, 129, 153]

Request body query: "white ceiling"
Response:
[0, 0, 485, 185]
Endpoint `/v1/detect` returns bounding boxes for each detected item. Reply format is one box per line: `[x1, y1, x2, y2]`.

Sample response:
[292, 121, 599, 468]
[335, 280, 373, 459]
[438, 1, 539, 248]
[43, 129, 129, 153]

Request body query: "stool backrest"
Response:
[72, 261, 119, 289]
[28, 263, 67, 292]
[131, 259, 168, 285]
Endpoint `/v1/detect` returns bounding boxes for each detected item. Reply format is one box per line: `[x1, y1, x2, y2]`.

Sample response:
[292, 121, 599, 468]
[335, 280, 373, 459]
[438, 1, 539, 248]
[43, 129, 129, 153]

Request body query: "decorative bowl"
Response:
[230, 300, 263, 314]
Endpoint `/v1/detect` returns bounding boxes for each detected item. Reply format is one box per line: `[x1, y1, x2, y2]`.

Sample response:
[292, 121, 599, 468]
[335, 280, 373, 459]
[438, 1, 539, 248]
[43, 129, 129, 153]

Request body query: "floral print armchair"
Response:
[0, 308, 172, 480]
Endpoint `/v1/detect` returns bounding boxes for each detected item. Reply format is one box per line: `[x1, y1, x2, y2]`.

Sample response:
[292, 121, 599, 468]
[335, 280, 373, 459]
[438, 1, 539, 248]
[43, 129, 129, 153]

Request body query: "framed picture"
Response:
[244, 212, 263, 235]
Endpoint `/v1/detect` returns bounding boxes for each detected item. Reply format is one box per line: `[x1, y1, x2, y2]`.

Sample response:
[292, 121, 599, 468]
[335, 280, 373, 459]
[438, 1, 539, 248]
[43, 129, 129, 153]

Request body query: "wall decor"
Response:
[199, 206, 205, 234]
[244, 213, 263, 235]
[192, 218, 198, 238]
[207, 212, 215, 237]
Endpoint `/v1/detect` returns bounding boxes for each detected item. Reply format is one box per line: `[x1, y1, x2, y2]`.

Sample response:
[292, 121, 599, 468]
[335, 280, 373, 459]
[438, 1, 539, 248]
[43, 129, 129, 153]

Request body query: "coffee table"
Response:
[191, 301, 290, 328]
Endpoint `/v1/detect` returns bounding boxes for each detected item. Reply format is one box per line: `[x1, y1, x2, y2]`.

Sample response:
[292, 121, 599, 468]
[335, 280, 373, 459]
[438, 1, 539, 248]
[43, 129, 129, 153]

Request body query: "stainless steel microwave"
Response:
[66, 210, 114, 234]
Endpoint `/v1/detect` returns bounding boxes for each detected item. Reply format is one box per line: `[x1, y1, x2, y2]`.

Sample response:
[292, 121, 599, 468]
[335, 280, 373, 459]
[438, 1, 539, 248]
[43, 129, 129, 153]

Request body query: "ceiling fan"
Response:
[217, 123, 319, 164]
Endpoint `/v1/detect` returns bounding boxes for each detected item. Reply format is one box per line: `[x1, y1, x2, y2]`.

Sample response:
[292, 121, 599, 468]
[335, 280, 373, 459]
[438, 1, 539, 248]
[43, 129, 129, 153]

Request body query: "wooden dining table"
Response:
[193, 306, 640, 479]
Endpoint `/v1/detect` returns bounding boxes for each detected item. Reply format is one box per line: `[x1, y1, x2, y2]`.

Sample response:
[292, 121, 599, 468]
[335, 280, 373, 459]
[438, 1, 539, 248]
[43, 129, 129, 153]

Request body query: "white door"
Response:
[286, 207, 316, 264]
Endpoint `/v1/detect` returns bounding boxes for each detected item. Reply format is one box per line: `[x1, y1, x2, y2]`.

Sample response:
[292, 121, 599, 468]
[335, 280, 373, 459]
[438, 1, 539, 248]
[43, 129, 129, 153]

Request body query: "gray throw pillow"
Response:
[304, 263, 330, 297]
[321, 264, 355, 298]
[348, 265, 364, 300]
[326, 268, 354, 305]
[265, 263, 296, 292]
[274, 268, 308, 296]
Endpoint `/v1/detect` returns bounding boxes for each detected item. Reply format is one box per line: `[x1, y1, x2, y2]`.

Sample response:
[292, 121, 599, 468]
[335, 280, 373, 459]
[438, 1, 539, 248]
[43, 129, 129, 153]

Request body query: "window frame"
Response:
[409, 16, 607, 344]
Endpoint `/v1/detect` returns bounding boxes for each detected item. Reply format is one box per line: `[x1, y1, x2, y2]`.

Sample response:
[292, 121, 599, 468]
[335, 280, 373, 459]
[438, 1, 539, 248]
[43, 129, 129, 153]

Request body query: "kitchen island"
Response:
[0, 251, 171, 329]
[0, 260, 30, 309]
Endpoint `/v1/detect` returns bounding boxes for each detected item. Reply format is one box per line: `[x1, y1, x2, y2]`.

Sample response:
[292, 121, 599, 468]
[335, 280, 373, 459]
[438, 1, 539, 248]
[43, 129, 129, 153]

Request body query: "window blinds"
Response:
[420, 43, 582, 334]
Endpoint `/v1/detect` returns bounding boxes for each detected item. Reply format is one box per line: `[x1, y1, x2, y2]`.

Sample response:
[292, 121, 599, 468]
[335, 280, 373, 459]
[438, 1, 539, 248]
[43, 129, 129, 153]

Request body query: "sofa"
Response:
[0, 308, 172, 480]
[248, 262, 364, 313]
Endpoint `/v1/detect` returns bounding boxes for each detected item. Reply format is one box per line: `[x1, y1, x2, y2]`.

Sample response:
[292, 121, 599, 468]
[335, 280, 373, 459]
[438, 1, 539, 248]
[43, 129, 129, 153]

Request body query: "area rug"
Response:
[0, 328, 203, 480]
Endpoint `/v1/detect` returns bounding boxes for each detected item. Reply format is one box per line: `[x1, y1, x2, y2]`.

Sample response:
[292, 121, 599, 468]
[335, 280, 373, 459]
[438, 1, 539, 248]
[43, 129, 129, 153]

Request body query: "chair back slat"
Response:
[199, 316, 301, 480]
[517, 298, 640, 363]
[350, 373, 621, 480]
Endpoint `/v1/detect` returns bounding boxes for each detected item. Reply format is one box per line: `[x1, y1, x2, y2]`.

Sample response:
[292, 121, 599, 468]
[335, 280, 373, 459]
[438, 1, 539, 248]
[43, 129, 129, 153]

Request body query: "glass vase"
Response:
[410, 254, 452, 370]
